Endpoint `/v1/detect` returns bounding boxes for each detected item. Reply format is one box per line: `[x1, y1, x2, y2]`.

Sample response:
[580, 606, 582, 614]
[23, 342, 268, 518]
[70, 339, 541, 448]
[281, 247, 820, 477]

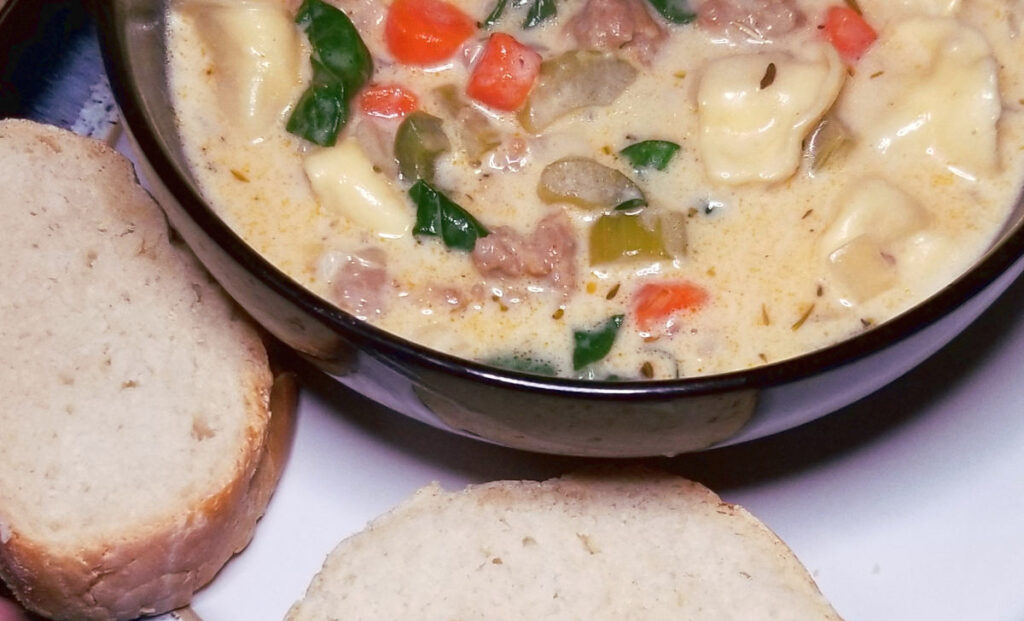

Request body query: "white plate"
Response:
[174, 266, 1024, 621]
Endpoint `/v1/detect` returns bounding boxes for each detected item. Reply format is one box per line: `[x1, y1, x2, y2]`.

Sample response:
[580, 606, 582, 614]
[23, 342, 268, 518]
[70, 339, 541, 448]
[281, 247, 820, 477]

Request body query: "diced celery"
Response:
[803, 116, 852, 173]
[538, 157, 644, 209]
[589, 210, 687, 265]
[394, 111, 450, 183]
[518, 51, 637, 133]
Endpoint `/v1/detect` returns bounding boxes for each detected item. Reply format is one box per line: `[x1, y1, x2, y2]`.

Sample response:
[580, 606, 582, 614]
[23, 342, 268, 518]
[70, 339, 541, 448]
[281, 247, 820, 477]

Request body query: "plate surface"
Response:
[190, 272, 1024, 621]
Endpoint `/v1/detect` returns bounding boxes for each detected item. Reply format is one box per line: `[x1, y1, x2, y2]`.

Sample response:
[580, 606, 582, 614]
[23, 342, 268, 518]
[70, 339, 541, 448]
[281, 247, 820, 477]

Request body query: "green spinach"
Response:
[620, 140, 681, 171]
[410, 180, 490, 252]
[573, 315, 625, 370]
[645, 0, 696, 25]
[287, 0, 373, 146]
[483, 0, 510, 27]
[486, 354, 558, 376]
[523, 0, 557, 28]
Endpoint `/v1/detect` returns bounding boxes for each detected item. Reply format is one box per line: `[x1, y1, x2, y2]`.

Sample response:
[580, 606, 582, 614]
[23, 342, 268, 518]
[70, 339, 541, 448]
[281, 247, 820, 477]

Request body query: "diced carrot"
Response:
[823, 6, 877, 63]
[633, 281, 708, 332]
[359, 84, 419, 119]
[385, 0, 476, 66]
[466, 33, 541, 112]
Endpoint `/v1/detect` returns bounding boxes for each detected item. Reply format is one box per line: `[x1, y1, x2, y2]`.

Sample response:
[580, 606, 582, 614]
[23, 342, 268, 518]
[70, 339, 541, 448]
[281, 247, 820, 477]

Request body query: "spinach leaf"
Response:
[620, 140, 681, 171]
[483, 0, 510, 27]
[644, 0, 696, 24]
[523, 0, 557, 29]
[486, 354, 558, 376]
[613, 197, 648, 211]
[286, 59, 346, 147]
[572, 314, 625, 370]
[410, 180, 490, 252]
[297, 0, 373, 94]
[288, 0, 373, 146]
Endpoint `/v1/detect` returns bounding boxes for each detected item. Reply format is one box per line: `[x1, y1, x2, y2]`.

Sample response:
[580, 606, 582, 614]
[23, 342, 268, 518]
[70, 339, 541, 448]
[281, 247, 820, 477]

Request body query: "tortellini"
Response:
[858, 0, 961, 24]
[820, 178, 931, 303]
[303, 138, 411, 239]
[184, 0, 304, 141]
[696, 44, 845, 185]
[837, 17, 1000, 180]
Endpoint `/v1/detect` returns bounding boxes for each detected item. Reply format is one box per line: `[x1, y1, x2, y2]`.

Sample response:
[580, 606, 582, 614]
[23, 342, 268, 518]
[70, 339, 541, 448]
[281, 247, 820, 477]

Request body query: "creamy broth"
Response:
[167, 0, 1024, 379]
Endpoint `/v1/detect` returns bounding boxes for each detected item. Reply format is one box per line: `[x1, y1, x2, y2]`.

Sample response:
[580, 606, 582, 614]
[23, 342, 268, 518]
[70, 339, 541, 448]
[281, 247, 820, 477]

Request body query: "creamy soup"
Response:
[167, 0, 1024, 379]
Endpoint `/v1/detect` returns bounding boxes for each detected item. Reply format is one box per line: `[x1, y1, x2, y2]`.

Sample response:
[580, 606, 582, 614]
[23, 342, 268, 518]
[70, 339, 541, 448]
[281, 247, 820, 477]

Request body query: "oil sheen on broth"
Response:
[167, 0, 1024, 380]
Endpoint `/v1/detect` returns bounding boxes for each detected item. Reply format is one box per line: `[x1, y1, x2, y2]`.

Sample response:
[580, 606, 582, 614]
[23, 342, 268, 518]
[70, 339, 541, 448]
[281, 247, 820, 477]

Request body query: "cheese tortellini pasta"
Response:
[859, 0, 961, 23]
[303, 139, 411, 239]
[820, 178, 930, 302]
[183, 0, 305, 142]
[837, 17, 1000, 179]
[697, 45, 845, 184]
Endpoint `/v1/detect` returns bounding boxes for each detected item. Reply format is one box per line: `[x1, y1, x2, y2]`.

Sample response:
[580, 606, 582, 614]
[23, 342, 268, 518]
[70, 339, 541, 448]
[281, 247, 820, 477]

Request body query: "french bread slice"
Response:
[0, 119, 292, 621]
[287, 468, 842, 621]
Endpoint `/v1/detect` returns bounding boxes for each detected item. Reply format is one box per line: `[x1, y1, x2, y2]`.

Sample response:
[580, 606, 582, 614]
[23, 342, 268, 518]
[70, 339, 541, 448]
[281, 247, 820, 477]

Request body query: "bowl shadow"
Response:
[284, 267, 1024, 489]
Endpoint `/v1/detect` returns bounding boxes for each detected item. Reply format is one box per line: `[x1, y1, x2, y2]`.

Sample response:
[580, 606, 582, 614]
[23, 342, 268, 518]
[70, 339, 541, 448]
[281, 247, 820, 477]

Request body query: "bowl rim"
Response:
[95, 0, 1024, 400]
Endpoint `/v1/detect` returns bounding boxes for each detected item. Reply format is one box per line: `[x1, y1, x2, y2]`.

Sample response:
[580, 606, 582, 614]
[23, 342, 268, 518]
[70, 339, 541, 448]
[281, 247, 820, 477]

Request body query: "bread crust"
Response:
[0, 120, 294, 621]
[287, 467, 842, 621]
[0, 372, 293, 621]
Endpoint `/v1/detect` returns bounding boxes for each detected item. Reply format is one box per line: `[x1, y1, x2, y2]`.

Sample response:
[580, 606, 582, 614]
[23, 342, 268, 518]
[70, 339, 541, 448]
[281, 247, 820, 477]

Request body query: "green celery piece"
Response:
[395, 112, 451, 183]
[645, 0, 696, 24]
[620, 140, 681, 171]
[523, 0, 557, 28]
[537, 157, 645, 210]
[589, 211, 671, 265]
[573, 315, 625, 370]
[410, 180, 490, 252]
[518, 50, 638, 133]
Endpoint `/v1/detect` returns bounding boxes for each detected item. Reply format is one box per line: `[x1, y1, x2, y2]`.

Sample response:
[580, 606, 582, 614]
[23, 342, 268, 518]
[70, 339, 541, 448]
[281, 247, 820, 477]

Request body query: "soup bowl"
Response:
[96, 0, 1024, 457]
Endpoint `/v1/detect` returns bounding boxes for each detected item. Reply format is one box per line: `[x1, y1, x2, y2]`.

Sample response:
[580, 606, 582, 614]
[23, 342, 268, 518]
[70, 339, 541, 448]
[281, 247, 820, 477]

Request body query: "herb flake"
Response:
[759, 62, 777, 90]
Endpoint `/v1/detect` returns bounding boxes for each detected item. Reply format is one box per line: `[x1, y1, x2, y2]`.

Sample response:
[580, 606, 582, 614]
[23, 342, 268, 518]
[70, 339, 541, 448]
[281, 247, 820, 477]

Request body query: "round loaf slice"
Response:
[0, 119, 291, 621]
[287, 468, 842, 621]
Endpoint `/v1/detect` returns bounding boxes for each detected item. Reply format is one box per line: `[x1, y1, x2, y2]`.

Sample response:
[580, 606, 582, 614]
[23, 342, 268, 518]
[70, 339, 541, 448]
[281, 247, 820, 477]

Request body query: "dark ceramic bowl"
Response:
[96, 0, 1024, 457]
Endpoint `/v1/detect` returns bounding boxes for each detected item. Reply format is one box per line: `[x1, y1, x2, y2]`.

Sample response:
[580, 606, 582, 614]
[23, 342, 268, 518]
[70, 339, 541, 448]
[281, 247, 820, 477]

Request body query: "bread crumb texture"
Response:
[0, 120, 276, 620]
[287, 468, 842, 621]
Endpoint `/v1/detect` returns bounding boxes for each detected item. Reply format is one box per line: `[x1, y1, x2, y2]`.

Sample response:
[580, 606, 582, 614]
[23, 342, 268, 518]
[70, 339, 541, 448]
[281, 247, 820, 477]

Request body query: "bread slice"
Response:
[287, 468, 842, 621]
[0, 119, 293, 621]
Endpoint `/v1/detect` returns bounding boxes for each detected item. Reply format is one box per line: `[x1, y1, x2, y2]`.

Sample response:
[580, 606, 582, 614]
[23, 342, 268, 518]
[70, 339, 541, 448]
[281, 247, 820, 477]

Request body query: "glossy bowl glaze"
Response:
[96, 0, 1024, 457]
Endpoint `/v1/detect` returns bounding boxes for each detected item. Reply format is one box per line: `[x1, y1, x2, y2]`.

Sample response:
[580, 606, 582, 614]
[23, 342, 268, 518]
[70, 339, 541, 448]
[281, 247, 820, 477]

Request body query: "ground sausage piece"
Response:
[472, 228, 527, 277]
[472, 210, 577, 294]
[329, 247, 390, 319]
[697, 0, 804, 42]
[567, 0, 668, 63]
